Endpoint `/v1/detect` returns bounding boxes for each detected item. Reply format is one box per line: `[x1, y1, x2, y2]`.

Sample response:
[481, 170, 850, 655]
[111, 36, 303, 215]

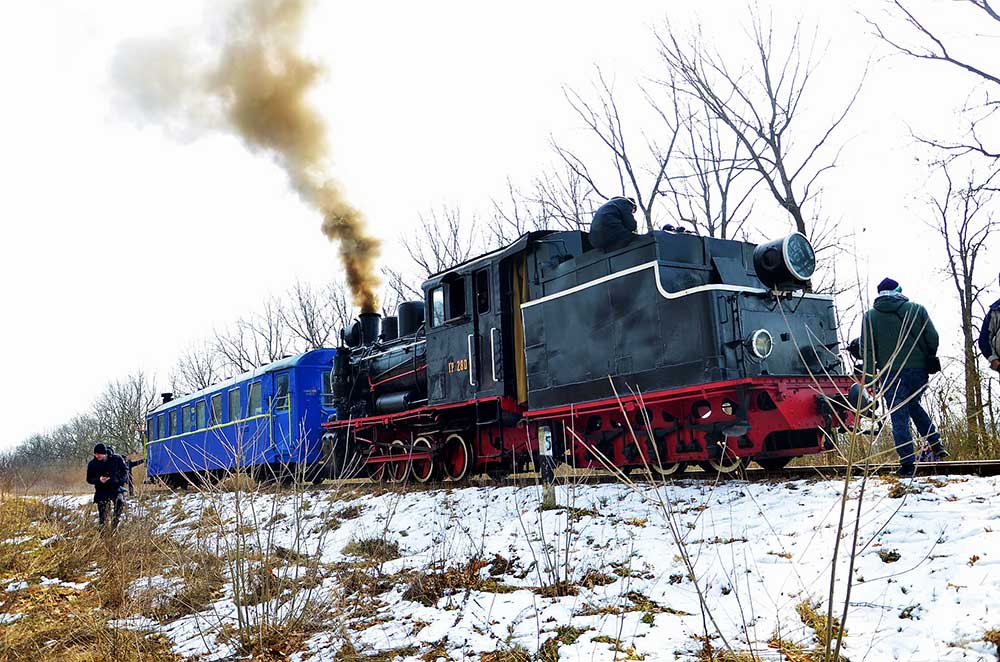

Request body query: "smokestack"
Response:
[359, 312, 381, 345]
[161, 393, 174, 404]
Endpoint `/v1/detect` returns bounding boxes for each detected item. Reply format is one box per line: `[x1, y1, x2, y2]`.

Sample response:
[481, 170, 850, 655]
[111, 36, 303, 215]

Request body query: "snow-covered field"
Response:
[13, 475, 1000, 661]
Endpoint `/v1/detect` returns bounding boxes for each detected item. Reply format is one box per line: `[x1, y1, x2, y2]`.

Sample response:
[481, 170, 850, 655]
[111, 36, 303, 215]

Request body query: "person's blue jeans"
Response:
[883, 368, 943, 466]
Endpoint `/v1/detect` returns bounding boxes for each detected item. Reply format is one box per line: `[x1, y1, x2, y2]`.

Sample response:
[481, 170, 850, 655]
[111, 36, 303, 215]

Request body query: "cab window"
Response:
[228, 388, 240, 421]
[429, 286, 445, 328]
[475, 268, 490, 314]
[211, 394, 223, 424]
[274, 374, 290, 411]
[196, 401, 207, 429]
[447, 276, 467, 320]
[248, 382, 262, 416]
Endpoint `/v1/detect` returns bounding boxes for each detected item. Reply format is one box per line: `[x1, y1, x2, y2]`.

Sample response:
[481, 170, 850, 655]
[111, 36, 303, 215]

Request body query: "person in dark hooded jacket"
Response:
[86, 443, 128, 528]
[978, 272, 1000, 373]
[589, 197, 638, 252]
[860, 278, 947, 476]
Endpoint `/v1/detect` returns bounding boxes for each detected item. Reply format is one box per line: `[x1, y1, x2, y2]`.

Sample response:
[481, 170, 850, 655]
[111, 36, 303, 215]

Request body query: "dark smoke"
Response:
[114, 0, 381, 312]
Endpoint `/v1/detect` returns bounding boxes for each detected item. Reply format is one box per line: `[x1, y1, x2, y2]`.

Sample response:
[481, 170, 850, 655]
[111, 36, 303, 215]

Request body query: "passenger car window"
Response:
[157, 415, 165, 440]
[228, 388, 240, 421]
[196, 401, 207, 429]
[182, 405, 192, 433]
[274, 373, 289, 411]
[249, 382, 262, 416]
[169, 410, 177, 435]
[211, 394, 222, 424]
[475, 269, 490, 314]
[429, 286, 445, 328]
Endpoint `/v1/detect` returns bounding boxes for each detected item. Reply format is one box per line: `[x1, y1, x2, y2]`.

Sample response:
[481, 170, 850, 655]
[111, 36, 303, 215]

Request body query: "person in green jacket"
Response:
[860, 277, 948, 476]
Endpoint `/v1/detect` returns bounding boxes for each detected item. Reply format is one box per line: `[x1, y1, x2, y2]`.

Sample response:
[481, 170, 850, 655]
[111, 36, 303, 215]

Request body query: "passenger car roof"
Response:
[147, 348, 336, 415]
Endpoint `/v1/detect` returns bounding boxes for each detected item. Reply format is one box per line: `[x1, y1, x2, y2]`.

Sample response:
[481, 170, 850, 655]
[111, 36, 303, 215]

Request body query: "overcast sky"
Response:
[1, 0, 997, 450]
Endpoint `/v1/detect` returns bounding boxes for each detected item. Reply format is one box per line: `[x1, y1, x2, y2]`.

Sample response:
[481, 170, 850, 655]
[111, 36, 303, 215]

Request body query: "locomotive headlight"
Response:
[748, 329, 773, 359]
[753, 232, 816, 289]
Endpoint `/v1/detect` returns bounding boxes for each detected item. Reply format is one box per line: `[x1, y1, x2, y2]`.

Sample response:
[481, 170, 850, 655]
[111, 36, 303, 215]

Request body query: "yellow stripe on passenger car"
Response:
[145, 414, 272, 445]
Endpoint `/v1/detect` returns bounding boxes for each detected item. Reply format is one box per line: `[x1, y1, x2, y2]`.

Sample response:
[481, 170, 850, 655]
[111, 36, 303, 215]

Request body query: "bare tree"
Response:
[662, 107, 760, 239]
[555, 67, 683, 232]
[868, 0, 1000, 163]
[657, 14, 864, 239]
[489, 179, 541, 248]
[326, 279, 358, 334]
[380, 266, 421, 315]
[214, 298, 292, 373]
[378, 270, 408, 319]
[403, 206, 481, 276]
[282, 279, 340, 349]
[170, 340, 224, 394]
[929, 164, 999, 441]
[93, 371, 158, 455]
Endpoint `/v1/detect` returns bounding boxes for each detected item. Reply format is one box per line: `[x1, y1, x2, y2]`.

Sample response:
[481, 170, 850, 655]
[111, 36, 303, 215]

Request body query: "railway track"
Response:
[390, 459, 1000, 491]
[146, 460, 1000, 495]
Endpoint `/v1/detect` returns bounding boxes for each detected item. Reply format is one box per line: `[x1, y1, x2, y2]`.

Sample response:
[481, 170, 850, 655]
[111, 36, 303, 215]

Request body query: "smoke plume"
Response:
[113, 0, 381, 312]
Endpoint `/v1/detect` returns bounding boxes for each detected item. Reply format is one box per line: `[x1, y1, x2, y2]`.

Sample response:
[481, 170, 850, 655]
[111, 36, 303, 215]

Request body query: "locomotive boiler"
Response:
[322, 228, 856, 482]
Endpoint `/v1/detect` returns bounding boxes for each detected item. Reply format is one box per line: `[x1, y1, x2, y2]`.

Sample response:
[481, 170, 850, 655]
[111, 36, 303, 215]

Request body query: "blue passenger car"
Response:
[144, 349, 337, 485]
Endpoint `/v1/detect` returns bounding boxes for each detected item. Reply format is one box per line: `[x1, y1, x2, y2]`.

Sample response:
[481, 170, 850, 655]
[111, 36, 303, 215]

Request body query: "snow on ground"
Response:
[46, 476, 1000, 660]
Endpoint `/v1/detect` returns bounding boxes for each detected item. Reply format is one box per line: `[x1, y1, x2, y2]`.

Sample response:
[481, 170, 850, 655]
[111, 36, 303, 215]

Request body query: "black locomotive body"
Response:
[323, 228, 855, 481]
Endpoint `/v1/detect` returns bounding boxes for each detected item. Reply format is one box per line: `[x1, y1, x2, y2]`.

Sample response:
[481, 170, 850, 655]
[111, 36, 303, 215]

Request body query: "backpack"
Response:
[104, 446, 133, 494]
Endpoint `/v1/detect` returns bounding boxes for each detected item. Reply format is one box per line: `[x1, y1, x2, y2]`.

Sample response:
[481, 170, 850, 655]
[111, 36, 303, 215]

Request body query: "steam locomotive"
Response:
[321, 228, 856, 482]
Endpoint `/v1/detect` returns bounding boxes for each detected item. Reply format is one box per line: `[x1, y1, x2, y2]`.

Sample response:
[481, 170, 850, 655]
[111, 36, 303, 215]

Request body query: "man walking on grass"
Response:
[86, 443, 128, 529]
[861, 277, 948, 477]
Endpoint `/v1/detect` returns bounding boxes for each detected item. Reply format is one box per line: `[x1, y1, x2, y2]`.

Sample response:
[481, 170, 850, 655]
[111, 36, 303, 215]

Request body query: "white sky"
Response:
[0, 0, 997, 449]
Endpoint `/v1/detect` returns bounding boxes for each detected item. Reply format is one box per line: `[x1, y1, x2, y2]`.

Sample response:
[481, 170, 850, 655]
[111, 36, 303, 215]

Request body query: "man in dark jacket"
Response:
[86, 443, 128, 528]
[105, 445, 144, 497]
[861, 278, 947, 476]
[589, 197, 638, 252]
[978, 272, 1000, 373]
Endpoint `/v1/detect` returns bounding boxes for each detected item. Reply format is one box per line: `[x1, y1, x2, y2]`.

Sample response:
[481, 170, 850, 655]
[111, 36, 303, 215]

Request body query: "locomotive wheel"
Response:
[650, 461, 685, 477]
[756, 457, 791, 471]
[410, 437, 438, 483]
[441, 433, 472, 481]
[387, 441, 409, 483]
[699, 456, 745, 474]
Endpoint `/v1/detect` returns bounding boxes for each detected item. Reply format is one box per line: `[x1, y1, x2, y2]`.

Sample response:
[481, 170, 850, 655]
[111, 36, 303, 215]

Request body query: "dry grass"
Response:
[480, 645, 532, 662]
[334, 640, 419, 661]
[984, 628, 1000, 656]
[539, 626, 589, 662]
[0, 494, 180, 662]
[795, 599, 848, 658]
[0, 464, 94, 496]
[402, 558, 517, 606]
[578, 568, 616, 588]
[342, 537, 400, 563]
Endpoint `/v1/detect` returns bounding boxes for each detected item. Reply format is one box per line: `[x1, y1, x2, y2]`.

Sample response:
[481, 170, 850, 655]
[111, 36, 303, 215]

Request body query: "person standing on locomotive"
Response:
[589, 196, 638, 251]
[861, 278, 948, 477]
[978, 272, 1000, 373]
[86, 443, 128, 529]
